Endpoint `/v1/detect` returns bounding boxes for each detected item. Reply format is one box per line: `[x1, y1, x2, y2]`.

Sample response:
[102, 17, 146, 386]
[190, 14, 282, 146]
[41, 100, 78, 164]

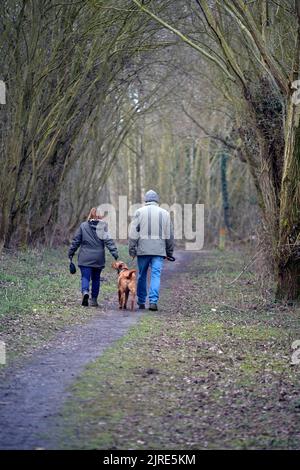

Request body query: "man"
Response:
[129, 190, 174, 311]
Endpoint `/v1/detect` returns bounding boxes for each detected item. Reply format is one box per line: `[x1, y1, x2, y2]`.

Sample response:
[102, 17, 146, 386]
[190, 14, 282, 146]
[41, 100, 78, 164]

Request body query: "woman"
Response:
[68, 207, 118, 307]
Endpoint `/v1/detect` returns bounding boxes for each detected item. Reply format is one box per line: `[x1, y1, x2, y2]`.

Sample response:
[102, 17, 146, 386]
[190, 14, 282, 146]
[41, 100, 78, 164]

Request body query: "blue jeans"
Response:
[137, 255, 164, 305]
[79, 266, 102, 298]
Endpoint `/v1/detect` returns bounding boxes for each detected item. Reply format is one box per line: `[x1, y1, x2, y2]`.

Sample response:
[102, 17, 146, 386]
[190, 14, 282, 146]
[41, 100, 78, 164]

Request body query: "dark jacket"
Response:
[68, 220, 118, 268]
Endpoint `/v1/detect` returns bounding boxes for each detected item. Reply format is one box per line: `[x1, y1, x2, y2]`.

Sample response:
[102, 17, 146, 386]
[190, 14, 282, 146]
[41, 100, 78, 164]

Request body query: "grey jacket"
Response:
[129, 202, 174, 257]
[68, 220, 118, 268]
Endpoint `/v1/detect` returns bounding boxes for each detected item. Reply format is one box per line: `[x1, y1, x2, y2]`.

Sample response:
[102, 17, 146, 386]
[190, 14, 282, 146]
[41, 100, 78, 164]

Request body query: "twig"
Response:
[228, 247, 263, 285]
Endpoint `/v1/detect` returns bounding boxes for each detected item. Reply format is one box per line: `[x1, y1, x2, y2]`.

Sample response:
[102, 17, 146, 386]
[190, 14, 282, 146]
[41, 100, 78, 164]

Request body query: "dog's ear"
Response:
[112, 261, 118, 269]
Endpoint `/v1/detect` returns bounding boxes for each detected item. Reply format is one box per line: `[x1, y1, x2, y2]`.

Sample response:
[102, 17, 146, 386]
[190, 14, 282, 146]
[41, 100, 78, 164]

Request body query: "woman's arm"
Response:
[102, 223, 118, 259]
[68, 226, 82, 259]
[104, 237, 118, 260]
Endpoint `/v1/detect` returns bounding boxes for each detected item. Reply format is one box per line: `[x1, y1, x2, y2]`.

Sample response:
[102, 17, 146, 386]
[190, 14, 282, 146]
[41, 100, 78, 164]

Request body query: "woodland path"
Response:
[0, 250, 194, 450]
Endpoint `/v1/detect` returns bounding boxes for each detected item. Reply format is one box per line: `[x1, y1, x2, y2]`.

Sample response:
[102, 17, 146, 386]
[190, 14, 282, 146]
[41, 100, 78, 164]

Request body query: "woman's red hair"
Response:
[87, 207, 104, 221]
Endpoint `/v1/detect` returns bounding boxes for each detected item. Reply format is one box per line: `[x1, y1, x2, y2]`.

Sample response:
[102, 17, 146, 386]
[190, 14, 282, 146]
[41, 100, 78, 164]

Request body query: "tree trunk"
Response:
[276, 98, 300, 300]
[220, 152, 231, 233]
[276, 261, 300, 301]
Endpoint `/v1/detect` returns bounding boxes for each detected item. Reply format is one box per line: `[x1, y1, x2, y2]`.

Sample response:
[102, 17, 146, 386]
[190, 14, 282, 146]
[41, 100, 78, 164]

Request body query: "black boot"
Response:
[149, 303, 158, 311]
[90, 298, 99, 307]
[82, 291, 89, 307]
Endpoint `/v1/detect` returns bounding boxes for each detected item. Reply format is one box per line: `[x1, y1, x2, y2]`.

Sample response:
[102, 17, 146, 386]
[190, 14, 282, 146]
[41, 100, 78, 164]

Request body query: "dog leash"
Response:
[127, 256, 176, 266]
[127, 258, 137, 270]
[126, 256, 176, 269]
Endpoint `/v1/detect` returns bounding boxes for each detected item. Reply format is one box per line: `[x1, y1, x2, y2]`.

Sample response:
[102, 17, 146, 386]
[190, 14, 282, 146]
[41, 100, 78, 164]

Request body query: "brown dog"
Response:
[112, 261, 136, 310]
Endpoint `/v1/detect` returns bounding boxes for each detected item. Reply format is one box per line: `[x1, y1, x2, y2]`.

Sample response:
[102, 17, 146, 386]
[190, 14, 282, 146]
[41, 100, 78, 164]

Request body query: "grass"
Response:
[58, 250, 300, 450]
[2, 246, 300, 448]
[0, 243, 129, 363]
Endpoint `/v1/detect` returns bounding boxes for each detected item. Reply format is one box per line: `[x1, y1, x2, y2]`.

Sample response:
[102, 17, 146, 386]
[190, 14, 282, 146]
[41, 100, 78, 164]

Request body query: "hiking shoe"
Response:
[82, 291, 89, 307]
[149, 303, 158, 311]
[90, 298, 99, 307]
[138, 304, 146, 310]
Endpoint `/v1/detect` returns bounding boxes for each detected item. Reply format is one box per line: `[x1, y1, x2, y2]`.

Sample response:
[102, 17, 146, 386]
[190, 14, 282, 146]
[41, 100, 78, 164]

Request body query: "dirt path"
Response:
[0, 250, 193, 449]
[54, 250, 300, 450]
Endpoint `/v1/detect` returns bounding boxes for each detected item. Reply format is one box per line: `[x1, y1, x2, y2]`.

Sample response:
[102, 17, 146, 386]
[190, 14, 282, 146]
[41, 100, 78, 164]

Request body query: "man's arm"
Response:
[165, 214, 174, 258]
[129, 210, 140, 257]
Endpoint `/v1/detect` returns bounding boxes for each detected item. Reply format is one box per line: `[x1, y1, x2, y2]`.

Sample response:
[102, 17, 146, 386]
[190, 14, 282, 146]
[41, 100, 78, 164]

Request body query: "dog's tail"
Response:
[124, 269, 136, 280]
